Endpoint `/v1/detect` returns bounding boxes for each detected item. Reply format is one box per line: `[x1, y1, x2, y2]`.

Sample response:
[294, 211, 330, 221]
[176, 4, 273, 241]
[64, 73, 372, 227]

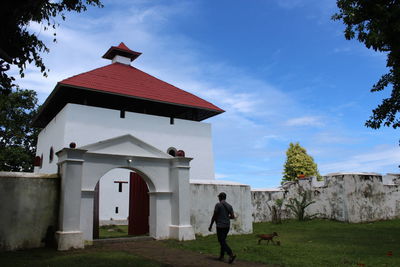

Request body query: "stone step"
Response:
[93, 236, 153, 244]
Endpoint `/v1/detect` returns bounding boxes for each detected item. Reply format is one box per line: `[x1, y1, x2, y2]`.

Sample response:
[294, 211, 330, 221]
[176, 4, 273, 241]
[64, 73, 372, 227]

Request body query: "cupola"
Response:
[102, 42, 142, 65]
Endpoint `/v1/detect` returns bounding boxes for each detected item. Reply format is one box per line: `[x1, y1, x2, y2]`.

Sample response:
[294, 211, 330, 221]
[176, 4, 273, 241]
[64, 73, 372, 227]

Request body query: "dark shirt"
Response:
[213, 200, 234, 228]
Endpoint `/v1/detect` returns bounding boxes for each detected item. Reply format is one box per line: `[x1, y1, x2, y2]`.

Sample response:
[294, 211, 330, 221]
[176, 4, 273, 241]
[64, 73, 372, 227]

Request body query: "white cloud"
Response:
[313, 132, 362, 144]
[253, 135, 286, 149]
[285, 116, 325, 127]
[215, 173, 228, 179]
[320, 147, 400, 174]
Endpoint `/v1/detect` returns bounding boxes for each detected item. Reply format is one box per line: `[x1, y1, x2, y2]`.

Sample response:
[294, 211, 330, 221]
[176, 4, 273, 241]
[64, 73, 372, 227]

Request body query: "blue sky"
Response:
[15, 0, 398, 188]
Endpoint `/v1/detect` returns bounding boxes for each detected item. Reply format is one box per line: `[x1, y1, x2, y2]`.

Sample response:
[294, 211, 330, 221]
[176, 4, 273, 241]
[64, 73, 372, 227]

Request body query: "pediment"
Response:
[79, 134, 172, 159]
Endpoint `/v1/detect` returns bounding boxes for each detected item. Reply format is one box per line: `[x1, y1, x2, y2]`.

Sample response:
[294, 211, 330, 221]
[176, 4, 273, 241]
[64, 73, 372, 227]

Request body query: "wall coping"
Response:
[251, 188, 283, 192]
[0, 172, 59, 179]
[190, 179, 250, 187]
[325, 172, 381, 176]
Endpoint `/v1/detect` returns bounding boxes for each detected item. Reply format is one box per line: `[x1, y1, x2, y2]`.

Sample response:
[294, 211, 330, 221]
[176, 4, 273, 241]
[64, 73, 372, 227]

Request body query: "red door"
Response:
[92, 181, 100, 239]
[128, 172, 149, 235]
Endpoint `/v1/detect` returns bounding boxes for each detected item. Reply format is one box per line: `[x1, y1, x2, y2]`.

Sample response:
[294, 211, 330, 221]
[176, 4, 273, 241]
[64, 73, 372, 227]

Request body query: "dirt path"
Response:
[91, 239, 273, 267]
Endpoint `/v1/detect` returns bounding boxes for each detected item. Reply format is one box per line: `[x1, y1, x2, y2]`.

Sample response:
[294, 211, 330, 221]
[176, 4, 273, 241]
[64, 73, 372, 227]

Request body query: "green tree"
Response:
[332, 0, 400, 131]
[0, 1, 103, 171]
[0, 88, 39, 171]
[0, 0, 103, 95]
[282, 142, 320, 183]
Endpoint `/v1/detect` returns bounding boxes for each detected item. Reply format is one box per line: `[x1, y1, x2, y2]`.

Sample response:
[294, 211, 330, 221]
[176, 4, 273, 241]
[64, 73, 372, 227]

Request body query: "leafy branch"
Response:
[285, 191, 316, 221]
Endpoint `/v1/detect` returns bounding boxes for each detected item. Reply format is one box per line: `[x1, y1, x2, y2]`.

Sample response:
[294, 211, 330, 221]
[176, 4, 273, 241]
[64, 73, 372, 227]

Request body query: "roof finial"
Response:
[102, 42, 142, 65]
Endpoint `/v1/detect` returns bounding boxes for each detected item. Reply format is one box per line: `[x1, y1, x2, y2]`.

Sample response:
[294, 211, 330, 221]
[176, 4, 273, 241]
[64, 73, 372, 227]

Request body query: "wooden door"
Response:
[128, 172, 149, 235]
[92, 181, 100, 239]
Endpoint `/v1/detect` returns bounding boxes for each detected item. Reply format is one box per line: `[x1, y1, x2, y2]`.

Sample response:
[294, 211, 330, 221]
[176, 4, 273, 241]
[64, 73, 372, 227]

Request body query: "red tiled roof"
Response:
[116, 42, 130, 51]
[59, 63, 224, 112]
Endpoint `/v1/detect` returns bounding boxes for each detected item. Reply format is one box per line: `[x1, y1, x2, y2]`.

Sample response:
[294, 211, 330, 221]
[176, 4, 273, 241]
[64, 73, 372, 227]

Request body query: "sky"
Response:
[13, 0, 399, 188]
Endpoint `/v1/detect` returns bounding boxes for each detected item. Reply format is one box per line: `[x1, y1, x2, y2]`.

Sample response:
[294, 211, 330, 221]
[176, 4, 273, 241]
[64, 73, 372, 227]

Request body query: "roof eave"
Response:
[31, 83, 63, 128]
[58, 82, 225, 114]
[102, 47, 142, 61]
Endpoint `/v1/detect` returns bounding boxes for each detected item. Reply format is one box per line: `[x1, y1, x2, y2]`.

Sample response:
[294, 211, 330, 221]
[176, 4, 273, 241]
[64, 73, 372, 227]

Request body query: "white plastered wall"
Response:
[36, 103, 215, 180]
[34, 108, 67, 174]
[189, 180, 253, 236]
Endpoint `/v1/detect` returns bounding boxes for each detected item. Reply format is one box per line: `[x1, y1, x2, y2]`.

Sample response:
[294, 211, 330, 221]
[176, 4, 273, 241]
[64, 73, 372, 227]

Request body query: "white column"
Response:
[148, 191, 173, 239]
[169, 157, 195, 240]
[55, 148, 87, 250]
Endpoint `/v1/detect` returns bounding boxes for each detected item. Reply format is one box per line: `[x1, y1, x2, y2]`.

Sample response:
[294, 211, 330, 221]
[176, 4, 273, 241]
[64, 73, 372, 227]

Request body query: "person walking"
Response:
[209, 192, 237, 264]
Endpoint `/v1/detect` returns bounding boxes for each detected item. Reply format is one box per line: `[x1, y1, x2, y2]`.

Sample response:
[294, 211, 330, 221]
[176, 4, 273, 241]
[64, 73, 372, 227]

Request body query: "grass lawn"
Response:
[0, 248, 162, 267]
[99, 225, 131, 239]
[164, 219, 400, 267]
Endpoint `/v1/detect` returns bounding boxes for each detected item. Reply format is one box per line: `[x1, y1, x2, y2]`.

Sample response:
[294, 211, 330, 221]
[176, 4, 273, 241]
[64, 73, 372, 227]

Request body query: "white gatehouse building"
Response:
[32, 42, 236, 249]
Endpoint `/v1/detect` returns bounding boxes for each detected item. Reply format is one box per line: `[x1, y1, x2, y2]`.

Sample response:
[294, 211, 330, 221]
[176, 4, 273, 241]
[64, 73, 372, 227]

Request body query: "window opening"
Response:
[114, 181, 128, 192]
[167, 147, 177, 157]
[49, 147, 54, 163]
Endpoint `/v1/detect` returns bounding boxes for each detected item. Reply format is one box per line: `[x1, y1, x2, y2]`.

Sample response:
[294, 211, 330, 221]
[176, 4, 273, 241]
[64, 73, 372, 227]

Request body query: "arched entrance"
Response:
[92, 170, 150, 239]
[55, 134, 195, 251]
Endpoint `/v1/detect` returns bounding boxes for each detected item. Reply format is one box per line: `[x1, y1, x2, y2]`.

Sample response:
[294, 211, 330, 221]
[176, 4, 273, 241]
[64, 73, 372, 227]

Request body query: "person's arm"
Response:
[229, 205, 235, 219]
[209, 205, 218, 231]
[230, 210, 235, 219]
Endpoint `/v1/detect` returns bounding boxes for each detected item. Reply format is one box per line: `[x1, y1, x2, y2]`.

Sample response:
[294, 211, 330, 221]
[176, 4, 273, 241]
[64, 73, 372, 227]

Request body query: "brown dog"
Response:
[257, 232, 278, 245]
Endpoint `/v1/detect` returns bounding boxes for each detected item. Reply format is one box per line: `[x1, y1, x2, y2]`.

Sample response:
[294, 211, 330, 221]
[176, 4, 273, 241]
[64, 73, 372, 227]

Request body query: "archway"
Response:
[92, 168, 150, 239]
[55, 134, 195, 251]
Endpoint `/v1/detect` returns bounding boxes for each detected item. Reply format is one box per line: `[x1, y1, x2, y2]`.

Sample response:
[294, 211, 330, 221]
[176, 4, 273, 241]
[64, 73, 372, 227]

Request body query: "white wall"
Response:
[0, 172, 59, 251]
[190, 180, 253, 236]
[36, 103, 215, 180]
[35, 109, 67, 174]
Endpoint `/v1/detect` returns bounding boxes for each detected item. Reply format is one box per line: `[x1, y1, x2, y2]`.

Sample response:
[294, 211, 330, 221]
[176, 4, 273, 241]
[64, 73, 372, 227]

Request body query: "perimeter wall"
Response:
[0, 172, 59, 251]
[252, 173, 400, 223]
[2, 172, 400, 251]
[190, 180, 253, 236]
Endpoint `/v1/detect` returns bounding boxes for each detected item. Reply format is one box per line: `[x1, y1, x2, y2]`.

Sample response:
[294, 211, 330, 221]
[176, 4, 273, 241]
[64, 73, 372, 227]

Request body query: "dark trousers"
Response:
[217, 227, 232, 257]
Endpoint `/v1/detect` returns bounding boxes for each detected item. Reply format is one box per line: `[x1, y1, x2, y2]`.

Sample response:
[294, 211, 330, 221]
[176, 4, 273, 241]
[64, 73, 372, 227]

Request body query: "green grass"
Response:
[99, 225, 130, 239]
[164, 219, 400, 267]
[0, 248, 162, 267]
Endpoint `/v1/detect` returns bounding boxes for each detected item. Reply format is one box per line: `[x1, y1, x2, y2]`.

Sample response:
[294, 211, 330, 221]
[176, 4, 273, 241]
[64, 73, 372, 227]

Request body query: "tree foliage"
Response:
[0, 0, 103, 95]
[333, 0, 400, 130]
[282, 142, 320, 183]
[0, 1, 103, 171]
[0, 88, 39, 171]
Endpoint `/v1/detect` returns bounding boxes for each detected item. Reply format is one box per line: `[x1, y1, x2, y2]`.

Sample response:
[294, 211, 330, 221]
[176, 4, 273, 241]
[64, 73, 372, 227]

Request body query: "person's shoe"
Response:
[228, 254, 236, 264]
[217, 255, 224, 261]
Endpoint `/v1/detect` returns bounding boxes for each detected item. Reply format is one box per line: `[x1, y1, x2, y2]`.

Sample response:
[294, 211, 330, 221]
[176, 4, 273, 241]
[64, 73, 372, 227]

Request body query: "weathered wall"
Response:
[252, 173, 400, 223]
[190, 180, 253, 236]
[0, 172, 59, 251]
